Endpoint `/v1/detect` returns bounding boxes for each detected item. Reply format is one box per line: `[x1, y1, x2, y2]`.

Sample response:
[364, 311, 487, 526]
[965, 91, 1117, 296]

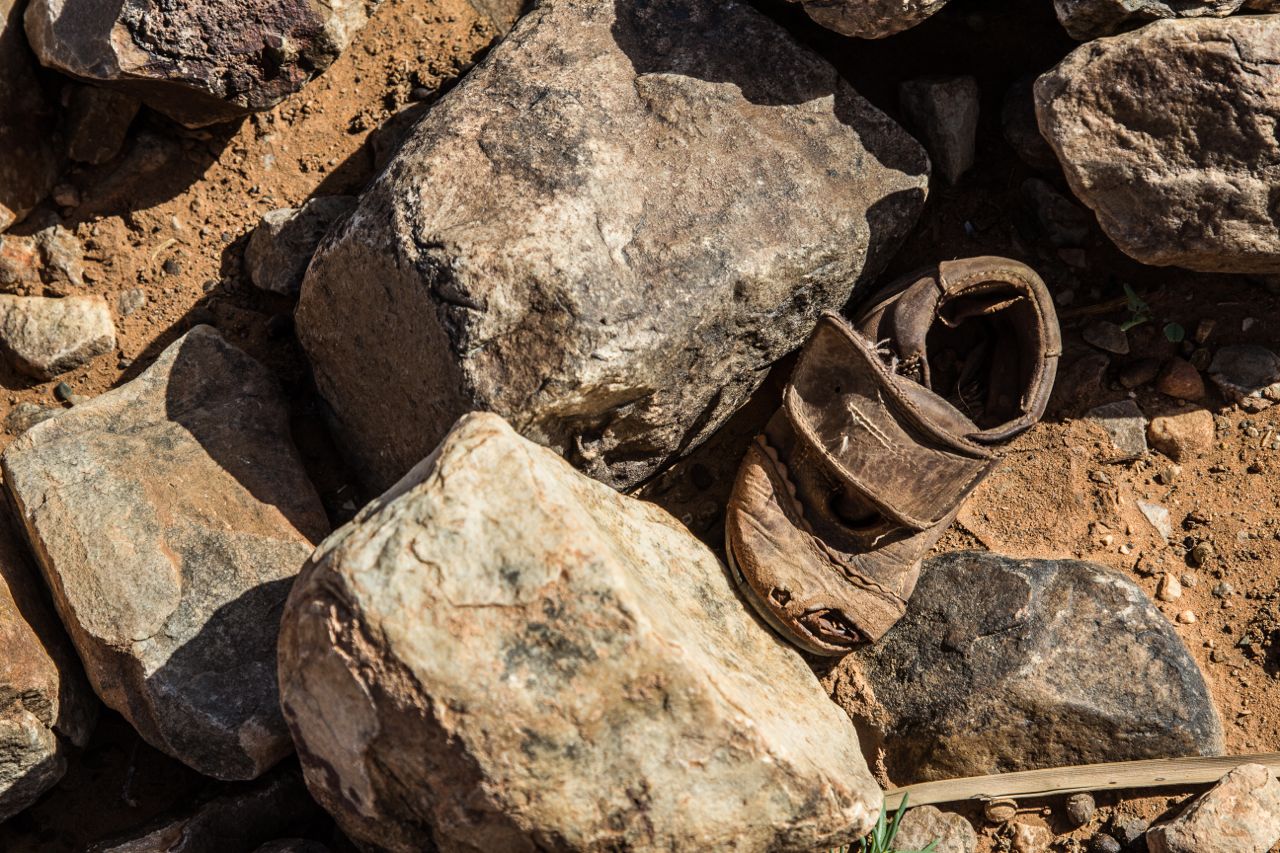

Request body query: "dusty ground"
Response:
[2, 0, 1279, 849]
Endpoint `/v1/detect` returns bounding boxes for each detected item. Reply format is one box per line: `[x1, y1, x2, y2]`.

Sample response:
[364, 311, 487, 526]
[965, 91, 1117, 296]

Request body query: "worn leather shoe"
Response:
[725, 257, 1060, 655]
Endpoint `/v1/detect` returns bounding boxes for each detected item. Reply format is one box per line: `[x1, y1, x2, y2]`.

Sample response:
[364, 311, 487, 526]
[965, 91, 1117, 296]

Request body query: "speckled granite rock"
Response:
[3, 327, 329, 780]
[0, 294, 115, 380]
[826, 551, 1223, 784]
[279, 413, 880, 852]
[296, 0, 928, 494]
[1147, 764, 1280, 853]
[1036, 17, 1280, 273]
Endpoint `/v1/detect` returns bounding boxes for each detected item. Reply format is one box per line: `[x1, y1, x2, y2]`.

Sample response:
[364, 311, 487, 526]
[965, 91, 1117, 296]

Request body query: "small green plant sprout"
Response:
[1163, 322, 1185, 343]
[1119, 283, 1152, 331]
[831, 794, 937, 853]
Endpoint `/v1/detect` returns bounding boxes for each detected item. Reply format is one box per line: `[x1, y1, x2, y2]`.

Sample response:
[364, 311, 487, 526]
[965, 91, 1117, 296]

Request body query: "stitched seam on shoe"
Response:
[758, 435, 906, 604]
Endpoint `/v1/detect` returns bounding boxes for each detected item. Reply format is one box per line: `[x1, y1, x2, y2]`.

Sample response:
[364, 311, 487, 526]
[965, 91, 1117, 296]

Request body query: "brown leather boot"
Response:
[725, 257, 1060, 655]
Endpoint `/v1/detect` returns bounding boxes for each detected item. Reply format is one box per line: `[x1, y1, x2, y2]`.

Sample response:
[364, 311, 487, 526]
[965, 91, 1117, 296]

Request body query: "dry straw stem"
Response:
[883, 752, 1280, 809]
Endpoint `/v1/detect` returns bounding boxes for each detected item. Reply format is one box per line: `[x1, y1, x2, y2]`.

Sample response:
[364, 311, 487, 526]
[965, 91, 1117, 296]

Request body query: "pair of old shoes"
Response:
[725, 256, 1061, 655]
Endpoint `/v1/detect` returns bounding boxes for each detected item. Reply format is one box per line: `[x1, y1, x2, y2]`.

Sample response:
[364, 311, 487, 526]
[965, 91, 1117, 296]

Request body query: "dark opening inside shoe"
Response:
[725, 257, 1061, 655]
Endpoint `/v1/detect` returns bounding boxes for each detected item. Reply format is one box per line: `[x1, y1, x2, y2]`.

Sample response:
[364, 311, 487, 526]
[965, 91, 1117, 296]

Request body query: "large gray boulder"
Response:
[24, 0, 380, 127]
[0, 0, 58, 232]
[1036, 17, 1280, 273]
[278, 413, 880, 852]
[826, 551, 1223, 784]
[786, 0, 951, 38]
[3, 327, 330, 780]
[0, 501, 97, 822]
[1053, 0, 1246, 40]
[296, 0, 928, 494]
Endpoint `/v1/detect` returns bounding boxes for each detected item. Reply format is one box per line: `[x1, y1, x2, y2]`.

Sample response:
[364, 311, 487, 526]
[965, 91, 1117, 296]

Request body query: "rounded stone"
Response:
[825, 551, 1224, 784]
[1066, 792, 1097, 827]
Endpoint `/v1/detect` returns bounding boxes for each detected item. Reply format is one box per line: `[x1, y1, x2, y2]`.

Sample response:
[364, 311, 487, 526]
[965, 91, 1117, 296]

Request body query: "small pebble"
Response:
[1176, 610, 1197, 624]
[1090, 470, 1112, 485]
[1090, 834, 1121, 853]
[1065, 792, 1096, 827]
[53, 381, 74, 402]
[1155, 357, 1205, 400]
[162, 258, 182, 276]
[1157, 573, 1182, 602]
[1118, 358, 1161, 389]
[116, 288, 147, 317]
[1213, 581, 1235, 598]
[1181, 573, 1199, 588]
[1083, 320, 1129, 355]
[1111, 816, 1149, 845]
[1011, 821, 1051, 853]
[1155, 464, 1181, 484]
[1189, 541, 1214, 566]
[1193, 318, 1216, 344]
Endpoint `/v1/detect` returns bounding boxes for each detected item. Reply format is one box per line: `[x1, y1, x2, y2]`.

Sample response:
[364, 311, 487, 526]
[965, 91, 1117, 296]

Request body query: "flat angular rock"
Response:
[0, 0, 58, 232]
[1054, 0, 1245, 40]
[825, 551, 1223, 784]
[0, 294, 115, 380]
[297, 0, 928, 494]
[786, 0, 951, 38]
[3, 327, 329, 780]
[1209, 344, 1280, 408]
[900, 76, 979, 184]
[24, 0, 381, 128]
[1147, 763, 1280, 853]
[1086, 399, 1148, 460]
[279, 413, 880, 852]
[1036, 18, 1280, 273]
[246, 197, 356, 297]
[0, 501, 96, 821]
[0, 225, 87, 296]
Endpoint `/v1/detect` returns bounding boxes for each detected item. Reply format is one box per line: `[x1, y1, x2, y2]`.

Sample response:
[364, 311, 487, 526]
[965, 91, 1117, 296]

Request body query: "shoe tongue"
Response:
[858, 276, 940, 388]
[784, 315, 995, 531]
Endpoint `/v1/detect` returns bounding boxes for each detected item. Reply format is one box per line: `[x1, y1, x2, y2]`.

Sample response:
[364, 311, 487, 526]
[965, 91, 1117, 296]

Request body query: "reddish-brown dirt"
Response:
[2, 0, 1280, 849]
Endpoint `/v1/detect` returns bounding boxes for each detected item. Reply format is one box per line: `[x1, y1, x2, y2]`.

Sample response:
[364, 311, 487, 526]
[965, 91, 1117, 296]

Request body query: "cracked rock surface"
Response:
[1035, 16, 1280, 273]
[24, 0, 381, 127]
[278, 412, 880, 852]
[2, 326, 329, 780]
[826, 551, 1224, 784]
[296, 0, 928, 494]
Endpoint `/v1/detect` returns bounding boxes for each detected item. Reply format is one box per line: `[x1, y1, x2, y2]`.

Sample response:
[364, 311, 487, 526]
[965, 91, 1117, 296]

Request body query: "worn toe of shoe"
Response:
[724, 440, 908, 655]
